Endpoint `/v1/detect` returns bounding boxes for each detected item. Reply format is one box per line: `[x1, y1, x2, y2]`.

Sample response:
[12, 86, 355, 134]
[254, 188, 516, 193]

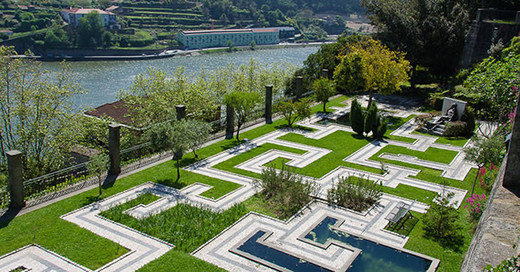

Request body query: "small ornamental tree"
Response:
[223, 91, 261, 142]
[313, 78, 336, 112]
[147, 120, 192, 181]
[364, 102, 378, 136]
[464, 135, 506, 167]
[350, 98, 364, 136]
[274, 97, 312, 127]
[423, 184, 461, 242]
[185, 119, 212, 159]
[87, 153, 109, 196]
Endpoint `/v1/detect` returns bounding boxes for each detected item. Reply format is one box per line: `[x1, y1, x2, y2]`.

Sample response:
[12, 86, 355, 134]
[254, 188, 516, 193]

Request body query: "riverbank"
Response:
[33, 40, 332, 62]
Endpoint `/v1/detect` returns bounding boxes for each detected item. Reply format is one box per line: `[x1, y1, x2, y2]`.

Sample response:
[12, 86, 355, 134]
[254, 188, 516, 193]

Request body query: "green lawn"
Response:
[412, 130, 471, 147]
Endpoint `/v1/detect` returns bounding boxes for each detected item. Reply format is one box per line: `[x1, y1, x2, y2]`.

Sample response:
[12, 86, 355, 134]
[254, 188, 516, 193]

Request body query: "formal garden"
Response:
[0, 11, 518, 269]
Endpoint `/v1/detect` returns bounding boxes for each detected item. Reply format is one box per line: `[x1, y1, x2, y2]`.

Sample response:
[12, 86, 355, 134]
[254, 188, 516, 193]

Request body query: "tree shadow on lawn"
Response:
[0, 207, 21, 228]
[274, 124, 314, 132]
[424, 231, 465, 253]
[156, 178, 186, 190]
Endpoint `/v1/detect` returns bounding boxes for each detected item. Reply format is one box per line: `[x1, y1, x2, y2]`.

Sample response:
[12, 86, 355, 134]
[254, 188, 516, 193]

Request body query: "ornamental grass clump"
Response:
[254, 163, 318, 219]
[464, 193, 487, 223]
[327, 175, 382, 212]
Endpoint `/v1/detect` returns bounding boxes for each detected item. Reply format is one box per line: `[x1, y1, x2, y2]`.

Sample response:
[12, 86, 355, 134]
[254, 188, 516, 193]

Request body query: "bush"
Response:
[428, 89, 448, 110]
[423, 189, 461, 242]
[254, 164, 318, 218]
[327, 175, 382, 212]
[444, 121, 466, 137]
[460, 106, 476, 137]
[350, 98, 364, 136]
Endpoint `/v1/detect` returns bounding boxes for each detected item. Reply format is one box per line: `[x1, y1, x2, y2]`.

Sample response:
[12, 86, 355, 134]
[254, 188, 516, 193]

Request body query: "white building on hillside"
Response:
[61, 8, 117, 28]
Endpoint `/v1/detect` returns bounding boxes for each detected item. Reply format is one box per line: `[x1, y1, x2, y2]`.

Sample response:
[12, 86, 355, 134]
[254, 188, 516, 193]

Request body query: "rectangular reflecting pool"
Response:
[305, 217, 432, 272]
[234, 216, 433, 272]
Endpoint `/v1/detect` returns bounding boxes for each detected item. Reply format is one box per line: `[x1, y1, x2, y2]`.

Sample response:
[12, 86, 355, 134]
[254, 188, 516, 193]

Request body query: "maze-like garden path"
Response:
[0, 99, 475, 271]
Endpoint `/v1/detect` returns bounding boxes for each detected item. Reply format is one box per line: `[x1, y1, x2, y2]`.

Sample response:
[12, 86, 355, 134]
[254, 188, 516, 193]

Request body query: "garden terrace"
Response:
[0, 95, 486, 272]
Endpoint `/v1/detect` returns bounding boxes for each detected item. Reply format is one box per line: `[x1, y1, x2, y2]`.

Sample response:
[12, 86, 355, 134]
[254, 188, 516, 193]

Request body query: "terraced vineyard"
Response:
[122, 6, 227, 31]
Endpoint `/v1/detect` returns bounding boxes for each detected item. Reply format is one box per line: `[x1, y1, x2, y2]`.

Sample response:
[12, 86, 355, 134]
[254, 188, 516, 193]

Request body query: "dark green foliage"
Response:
[350, 98, 364, 136]
[77, 11, 105, 48]
[373, 116, 387, 140]
[364, 102, 378, 135]
[100, 194, 247, 252]
[422, 189, 462, 247]
[313, 78, 335, 112]
[444, 121, 467, 137]
[327, 175, 383, 212]
[254, 164, 318, 218]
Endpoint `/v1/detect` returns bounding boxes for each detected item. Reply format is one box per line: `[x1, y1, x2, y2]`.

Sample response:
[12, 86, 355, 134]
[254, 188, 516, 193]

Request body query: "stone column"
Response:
[503, 97, 520, 189]
[321, 69, 329, 79]
[225, 105, 235, 139]
[295, 76, 303, 100]
[108, 124, 121, 175]
[175, 105, 186, 121]
[265, 85, 273, 124]
[7, 150, 25, 209]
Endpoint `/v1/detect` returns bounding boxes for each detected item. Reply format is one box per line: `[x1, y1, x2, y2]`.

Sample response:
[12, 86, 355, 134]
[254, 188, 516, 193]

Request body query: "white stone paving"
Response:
[0, 97, 477, 271]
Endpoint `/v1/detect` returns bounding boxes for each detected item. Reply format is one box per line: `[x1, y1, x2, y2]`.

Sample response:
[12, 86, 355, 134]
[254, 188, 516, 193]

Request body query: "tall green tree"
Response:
[350, 98, 364, 136]
[334, 38, 410, 107]
[313, 78, 335, 112]
[0, 46, 84, 178]
[223, 91, 261, 142]
[77, 10, 105, 48]
[361, 0, 470, 80]
[364, 102, 378, 136]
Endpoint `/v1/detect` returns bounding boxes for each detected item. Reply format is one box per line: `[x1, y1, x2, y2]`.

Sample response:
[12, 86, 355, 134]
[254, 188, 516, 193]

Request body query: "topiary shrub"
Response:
[364, 102, 378, 136]
[350, 98, 364, 136]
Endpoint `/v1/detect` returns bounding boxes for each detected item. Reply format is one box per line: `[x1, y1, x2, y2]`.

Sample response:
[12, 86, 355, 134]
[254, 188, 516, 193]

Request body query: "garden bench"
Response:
[386, 200, 416, 230]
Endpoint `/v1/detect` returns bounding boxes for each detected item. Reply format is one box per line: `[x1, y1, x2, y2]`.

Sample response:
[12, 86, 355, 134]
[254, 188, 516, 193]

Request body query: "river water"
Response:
[40, 45, 320, 109]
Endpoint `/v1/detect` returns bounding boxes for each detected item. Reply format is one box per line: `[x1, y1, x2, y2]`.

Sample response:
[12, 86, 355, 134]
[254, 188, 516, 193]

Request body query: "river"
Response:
[40, 45, 320, 109]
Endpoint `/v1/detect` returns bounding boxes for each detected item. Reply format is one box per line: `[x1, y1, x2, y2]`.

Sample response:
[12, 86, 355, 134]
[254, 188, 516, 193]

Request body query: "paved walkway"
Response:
[0, 98, 474, 271]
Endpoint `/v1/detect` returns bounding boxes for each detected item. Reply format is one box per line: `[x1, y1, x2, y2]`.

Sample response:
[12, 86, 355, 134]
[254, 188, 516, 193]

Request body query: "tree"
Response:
[461, 52, 520, 132]
[464, 135, 506, 167]
[223, 91, 261, 142]
[185, 119, 212, 159]
[333, 52, 365, 93]
[313, 78, 335, 112]
[334, 38, 410, 107]
[361, 0, 470, 80]
[364, 102, 378, 136]
[373, 116, 388, 140]
[350, 98, 364, 136]
[147, 120, 192, 181]
[0, 46, 85, 178]
[274, 97, 312, 127]
[422, 184, 462, 244]
[77, 11, 105, 48]
[87, 153, 109, 196]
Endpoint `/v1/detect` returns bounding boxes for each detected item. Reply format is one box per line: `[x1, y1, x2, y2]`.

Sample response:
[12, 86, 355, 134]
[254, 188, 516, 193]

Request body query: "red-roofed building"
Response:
[61, 8, 117, 28]
[84, 100, 133, 126]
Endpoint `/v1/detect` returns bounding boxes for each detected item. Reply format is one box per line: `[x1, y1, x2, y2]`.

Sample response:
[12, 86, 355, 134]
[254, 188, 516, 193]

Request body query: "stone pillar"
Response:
[295, 76, 303, 100]
[175, 105, 186, 121]
[321, 69, 329, 79]
[503, 98, 520, 189]
[225, 105, 235, 139]
[108, 124, 121, 175]
[265, 85, 273, 124]
[7, 150, 24, 209]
